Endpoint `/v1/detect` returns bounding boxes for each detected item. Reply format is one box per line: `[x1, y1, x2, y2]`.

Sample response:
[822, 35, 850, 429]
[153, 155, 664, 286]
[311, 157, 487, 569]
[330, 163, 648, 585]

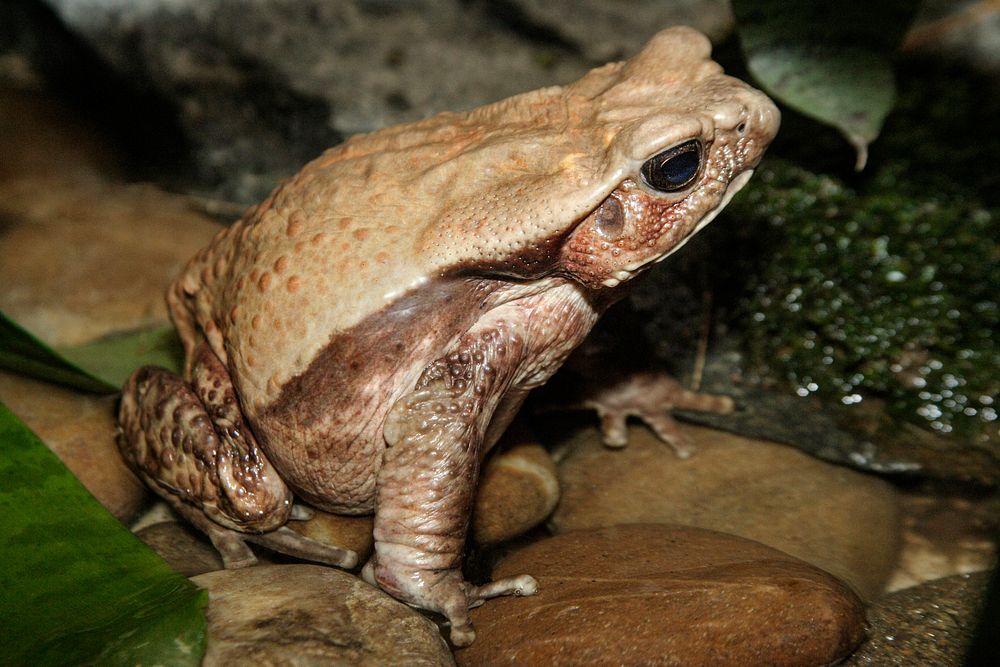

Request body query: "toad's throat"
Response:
[601, 169, 754, 288]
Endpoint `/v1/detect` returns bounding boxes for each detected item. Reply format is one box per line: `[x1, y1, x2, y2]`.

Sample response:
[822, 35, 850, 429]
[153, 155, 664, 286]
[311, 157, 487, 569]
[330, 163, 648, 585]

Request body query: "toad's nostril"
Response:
[737, 121, 747, 134]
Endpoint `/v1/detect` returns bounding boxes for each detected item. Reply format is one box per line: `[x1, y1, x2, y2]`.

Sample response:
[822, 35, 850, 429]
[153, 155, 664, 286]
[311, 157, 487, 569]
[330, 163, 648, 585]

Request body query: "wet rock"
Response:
[0, 371, 146, 522]
[286, 508, 374, 562]
[473, 432, 559, 545]
[460, 524, 865, 667]
[135, 521, 225, 577]
[192, 564, 455, 666]
[845, 572, 990, 666]
[552, 423, 900, 599]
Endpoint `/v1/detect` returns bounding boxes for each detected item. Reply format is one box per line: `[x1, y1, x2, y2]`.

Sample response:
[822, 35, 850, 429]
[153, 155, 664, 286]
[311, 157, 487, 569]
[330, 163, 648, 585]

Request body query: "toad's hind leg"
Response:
[117, 342, 357, 570]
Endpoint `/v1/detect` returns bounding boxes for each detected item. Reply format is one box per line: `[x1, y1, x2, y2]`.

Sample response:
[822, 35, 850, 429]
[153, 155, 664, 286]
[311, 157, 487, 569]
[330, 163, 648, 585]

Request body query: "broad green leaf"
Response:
[58, 325, 184, 389]
[733, 0, 918, 169]
[0, 402, 207, 666]
[0, 311, 116, 394]
[0, 310, 183, 393]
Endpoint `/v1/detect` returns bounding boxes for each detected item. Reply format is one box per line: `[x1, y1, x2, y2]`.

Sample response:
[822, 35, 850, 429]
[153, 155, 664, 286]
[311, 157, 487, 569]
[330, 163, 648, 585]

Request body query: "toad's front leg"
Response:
[368, 322, 540, 647]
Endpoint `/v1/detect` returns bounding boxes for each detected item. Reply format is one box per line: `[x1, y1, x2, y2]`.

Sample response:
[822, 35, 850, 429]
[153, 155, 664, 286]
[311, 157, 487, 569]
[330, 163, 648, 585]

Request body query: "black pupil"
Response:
[641, 140, 702, 192]
[659, 150, 699, 185]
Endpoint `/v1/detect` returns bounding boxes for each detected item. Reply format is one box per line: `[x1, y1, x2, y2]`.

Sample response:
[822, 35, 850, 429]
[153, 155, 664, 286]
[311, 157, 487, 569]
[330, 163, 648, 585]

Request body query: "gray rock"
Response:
[192, 564, 455, 666]
[41, 0, 731, 202]
[845, 572, 990, 666]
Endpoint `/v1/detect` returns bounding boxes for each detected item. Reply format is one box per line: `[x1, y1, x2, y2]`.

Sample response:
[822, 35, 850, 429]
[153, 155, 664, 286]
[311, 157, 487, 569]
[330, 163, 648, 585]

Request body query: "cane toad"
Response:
[118, 27, 780, 646]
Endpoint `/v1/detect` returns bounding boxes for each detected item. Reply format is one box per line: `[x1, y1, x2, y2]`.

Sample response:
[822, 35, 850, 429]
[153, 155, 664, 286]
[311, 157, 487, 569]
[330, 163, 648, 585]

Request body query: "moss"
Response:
[723, 158, 998, 446]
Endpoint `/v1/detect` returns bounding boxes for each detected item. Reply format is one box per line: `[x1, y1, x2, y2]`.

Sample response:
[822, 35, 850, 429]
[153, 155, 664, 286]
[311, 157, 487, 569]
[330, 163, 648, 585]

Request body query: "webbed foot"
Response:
[577, 371, 734, 457]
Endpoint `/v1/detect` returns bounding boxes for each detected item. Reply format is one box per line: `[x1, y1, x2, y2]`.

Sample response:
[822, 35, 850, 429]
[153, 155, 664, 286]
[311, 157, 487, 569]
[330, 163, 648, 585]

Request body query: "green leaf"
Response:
[0, 310, 184, 394]
[0, 402, 207, 666]
[733, 0, 919, 169]
[0, 311, 117, 394]
[58, 325, 184, 389]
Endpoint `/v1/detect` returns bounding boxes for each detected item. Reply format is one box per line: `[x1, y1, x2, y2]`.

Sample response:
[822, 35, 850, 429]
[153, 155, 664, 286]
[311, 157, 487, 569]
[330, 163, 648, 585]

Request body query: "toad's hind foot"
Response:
[118, 344, 358, 570]
[247, 527, 358, 569]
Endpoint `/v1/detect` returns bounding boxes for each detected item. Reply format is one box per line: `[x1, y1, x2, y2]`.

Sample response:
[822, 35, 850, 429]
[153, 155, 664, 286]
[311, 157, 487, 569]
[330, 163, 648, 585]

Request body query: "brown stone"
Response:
[459, 524, 865, 667]
[473, 435, 559, 545]
[0, 88, 222, 347]
[553, 424, 900, 599]
[0, 177, 222, 346]
[135, 521, 225, 577]
[0, 371, 146, 522]
[286, 508, 374, 561]
[192, 564, 455, 666]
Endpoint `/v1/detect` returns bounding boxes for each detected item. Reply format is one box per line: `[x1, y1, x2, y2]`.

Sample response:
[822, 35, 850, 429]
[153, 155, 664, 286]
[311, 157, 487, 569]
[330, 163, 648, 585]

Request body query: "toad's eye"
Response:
[640, 140, 702, 193]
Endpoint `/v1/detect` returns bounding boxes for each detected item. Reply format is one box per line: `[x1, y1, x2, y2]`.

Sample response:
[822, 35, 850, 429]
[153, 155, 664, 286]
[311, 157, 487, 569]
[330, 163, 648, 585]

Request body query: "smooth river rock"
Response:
[473, 431, 560, 545]
[459, 524, 865, 667]
[552, 423, 900, 599]
[192, 564, 455, 666]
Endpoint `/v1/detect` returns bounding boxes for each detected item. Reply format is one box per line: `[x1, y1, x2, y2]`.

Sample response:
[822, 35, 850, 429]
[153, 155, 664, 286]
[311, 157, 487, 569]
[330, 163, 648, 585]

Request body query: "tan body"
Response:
[118, 27, 779, 646]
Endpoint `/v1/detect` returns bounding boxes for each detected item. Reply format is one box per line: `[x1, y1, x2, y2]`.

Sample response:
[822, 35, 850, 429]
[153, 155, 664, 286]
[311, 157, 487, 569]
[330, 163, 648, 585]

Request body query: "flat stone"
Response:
[0, 177, 222, 346]
[473, 430, 560, 545]
[192, 564, 455, 666]
[886, 486, 996, 591]
[459, 524, 864, 667]
[844, 572, 990, 666]
[0, 87, 221, 347]
[135, 521, 225, 577]
[553, 424, 901, 599]
[0, 371, 146, 522]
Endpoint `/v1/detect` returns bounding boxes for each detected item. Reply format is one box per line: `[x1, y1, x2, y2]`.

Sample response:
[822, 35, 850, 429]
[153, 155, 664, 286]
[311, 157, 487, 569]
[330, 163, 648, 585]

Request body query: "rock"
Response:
[192, 564, 455, 666]
[552, 423, 900, 599]
[135, 521, 225, 577]
[0, 178, 222, 347]
[844, 572, 990, 666]
[460, 524, 865, 667]
[0, 371, 146, 522]
[886, 486, 997, 591]
[473, 428, 560, 545]
[286, 509, 374, 562]
[38, 0, 732, 202]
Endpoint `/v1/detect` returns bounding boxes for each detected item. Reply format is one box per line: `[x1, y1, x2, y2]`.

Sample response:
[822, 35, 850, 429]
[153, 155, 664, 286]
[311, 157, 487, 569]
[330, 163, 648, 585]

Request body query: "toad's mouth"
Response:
[603, 169, 754, 287]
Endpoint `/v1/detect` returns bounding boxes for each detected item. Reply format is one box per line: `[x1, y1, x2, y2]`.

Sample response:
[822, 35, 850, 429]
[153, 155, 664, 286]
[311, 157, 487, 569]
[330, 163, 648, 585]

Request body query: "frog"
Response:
[117, 26, 779, 646]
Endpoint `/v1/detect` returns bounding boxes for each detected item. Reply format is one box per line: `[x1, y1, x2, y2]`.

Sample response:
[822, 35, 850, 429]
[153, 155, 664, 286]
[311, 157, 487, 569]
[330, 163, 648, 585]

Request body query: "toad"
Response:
[118, 27, 779, 645]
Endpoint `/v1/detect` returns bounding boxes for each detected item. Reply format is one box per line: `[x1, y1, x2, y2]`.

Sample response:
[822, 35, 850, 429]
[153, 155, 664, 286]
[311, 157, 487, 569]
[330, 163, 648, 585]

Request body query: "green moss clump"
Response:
[724, 159, 998, 446]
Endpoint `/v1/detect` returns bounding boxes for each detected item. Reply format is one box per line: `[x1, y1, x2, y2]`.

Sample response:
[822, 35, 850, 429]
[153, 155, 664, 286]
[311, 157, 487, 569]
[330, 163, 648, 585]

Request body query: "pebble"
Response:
[0, 371, 146, 522]
[135, 521, 225, 577]
[473, 431, 560, 545]
[844, 571, 991, 666]
[192, 564, 455, 666]
[553, 423, 901, 599]
[460, 524, 865, 666]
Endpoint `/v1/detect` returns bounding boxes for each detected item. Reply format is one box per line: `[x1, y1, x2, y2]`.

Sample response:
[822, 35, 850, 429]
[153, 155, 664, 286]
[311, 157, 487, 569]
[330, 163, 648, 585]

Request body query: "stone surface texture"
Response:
[845, 572, 990, 666]
[0, 371, 146, 521]
[552, 423, 900, 599]
[192, 564, 455, 666]
[459, 524, 865, 667]
[41, 0, 732, 203]
[473, 434, 560, 545]
[0, 89, 222, 346]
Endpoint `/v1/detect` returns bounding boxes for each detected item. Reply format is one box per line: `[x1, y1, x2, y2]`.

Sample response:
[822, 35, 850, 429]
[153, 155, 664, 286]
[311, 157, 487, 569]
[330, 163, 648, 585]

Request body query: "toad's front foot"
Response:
[363, 558, 537, 646]
[576, 371, 734, 457]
